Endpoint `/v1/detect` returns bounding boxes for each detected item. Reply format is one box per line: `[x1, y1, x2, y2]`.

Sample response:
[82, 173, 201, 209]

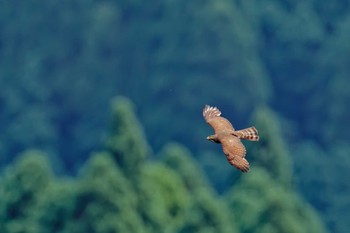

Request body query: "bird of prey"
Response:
[203, 105, 259, 172]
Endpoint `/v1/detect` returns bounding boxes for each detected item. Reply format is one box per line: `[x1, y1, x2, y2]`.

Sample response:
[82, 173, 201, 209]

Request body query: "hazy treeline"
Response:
[0, 0, 350, 232]
[0, 97, 327, 233]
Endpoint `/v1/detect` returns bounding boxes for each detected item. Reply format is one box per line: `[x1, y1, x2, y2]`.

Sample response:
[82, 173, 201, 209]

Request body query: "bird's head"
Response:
[206, 135, 220, 143]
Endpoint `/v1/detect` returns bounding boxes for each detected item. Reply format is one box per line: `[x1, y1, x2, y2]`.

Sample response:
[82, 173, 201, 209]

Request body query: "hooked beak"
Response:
[206, 135, 220, 143]
[207, 136, 214, 141]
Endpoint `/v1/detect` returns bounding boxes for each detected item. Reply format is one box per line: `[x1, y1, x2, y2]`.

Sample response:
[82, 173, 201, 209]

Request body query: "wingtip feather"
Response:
[203, 104, 222, 119]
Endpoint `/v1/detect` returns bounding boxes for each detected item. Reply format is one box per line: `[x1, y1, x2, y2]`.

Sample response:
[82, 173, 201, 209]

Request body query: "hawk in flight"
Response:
[203, 105, 259, 172]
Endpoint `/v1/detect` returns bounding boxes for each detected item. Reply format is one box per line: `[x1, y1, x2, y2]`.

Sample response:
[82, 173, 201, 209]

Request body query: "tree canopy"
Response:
[0, 97, 328, 233]
[1, 0, 349, 232]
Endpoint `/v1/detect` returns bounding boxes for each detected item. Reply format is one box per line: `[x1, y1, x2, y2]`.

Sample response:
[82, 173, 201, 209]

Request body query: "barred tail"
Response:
[235, 127, 259, 141]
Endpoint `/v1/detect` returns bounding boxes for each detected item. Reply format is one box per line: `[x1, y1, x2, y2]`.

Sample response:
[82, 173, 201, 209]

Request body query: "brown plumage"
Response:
[203, 105, 259, 172]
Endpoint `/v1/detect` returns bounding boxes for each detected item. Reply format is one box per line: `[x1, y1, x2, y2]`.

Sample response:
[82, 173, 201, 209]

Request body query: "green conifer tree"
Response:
[160, 142, 238, 233]
[106, 96, 151, 178]
[294, 142, 350, 233]
[249, 107, 293, 186]
[226, 167, 327, 233]
[34, 179, 76, 233]
[0, 150, 52, 233]
[137, 163, 191, 233]
[67, 152, 146, 233]
[161, 142, 213, 195]
[226, 107, 328, 233]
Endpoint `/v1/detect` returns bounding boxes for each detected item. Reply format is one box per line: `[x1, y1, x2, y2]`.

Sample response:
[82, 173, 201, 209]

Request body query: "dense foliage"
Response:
[1, 0, 349, 232]
[0, 97, 327, 232]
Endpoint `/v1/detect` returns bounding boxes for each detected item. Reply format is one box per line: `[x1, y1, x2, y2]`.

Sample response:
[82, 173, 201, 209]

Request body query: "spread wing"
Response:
[221, 136, 250, 172]
[203, 105, 235, 134]
[203, 105, 251, 172]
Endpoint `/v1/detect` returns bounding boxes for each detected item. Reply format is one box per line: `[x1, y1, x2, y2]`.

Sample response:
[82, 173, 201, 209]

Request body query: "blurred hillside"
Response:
[0, 0, 350, 232]
[0, 97, 328, 233]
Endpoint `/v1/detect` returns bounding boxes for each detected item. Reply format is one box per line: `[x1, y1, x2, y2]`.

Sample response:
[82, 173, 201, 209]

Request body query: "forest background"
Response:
[0, 0, 349, 233]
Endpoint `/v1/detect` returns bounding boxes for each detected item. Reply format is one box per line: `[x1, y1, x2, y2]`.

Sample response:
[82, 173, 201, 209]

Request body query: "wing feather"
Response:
[203, 105, 253, 173]
[203, 105, 235, 133]
[226, 155, 250, 173]
[221, 136, 249, 172]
